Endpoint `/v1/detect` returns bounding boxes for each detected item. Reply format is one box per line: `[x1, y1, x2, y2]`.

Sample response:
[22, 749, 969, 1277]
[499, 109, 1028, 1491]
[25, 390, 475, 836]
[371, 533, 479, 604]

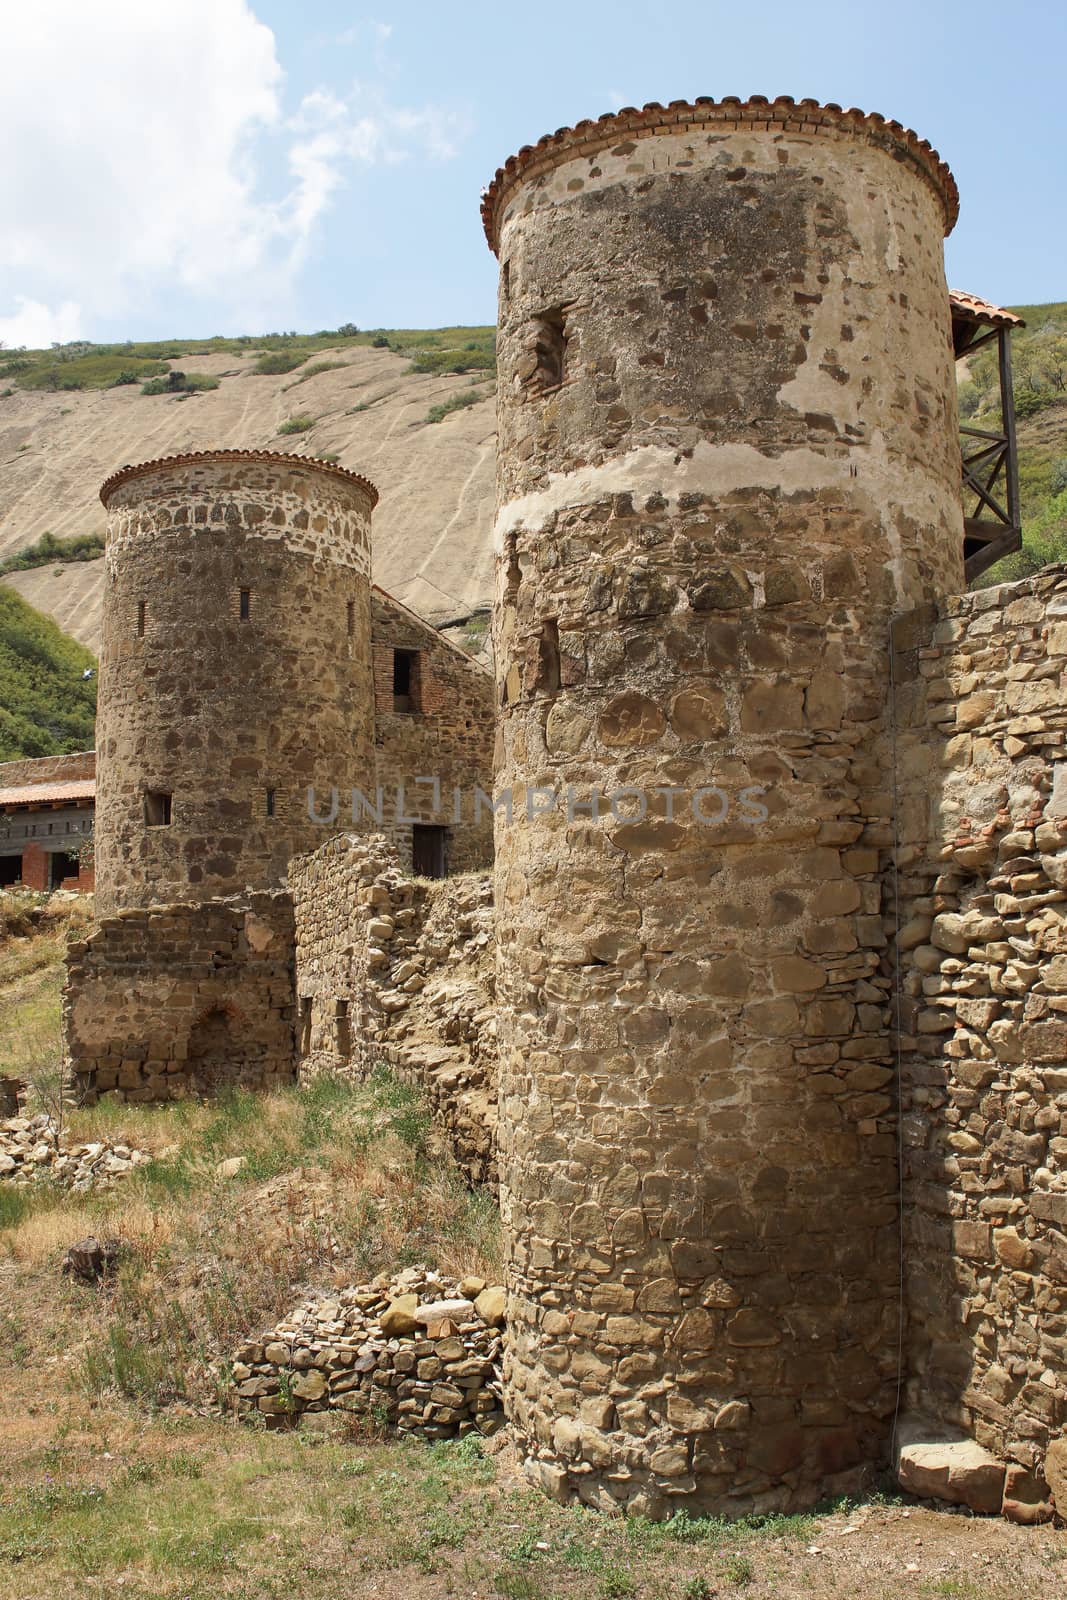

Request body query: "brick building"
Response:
[0, 751, 96, 893]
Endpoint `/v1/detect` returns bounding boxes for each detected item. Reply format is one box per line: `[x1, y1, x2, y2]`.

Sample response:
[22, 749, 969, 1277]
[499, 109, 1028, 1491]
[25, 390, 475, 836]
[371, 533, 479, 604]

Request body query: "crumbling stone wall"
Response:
[64, 893, 295, 1101]
[95, 451, 377, 912]
[290, 834, 496, 1185]
[371, 587, 495, 874]
[484, 99, 964, 1514]
[894, 568, 1067, 1491]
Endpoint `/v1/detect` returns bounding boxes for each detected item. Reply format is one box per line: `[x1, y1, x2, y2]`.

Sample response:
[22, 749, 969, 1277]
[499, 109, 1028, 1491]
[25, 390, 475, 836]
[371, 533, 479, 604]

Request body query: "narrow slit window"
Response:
[239, 588, 251, 621]
[265, 788, 276, 818]
[347, 600, 355, 637]
[137, 600, 146, 637]
[502, 260, 511, 301]
[144, 791, 172, 827]
[335, 997, 351, 1059]
[392, 648, 419, 713]
[299, 997, 312, 1055]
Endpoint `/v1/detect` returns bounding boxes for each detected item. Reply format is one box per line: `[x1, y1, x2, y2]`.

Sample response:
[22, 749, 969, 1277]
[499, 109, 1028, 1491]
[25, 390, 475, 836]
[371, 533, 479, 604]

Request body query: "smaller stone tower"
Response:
[94, 450, 377, 912]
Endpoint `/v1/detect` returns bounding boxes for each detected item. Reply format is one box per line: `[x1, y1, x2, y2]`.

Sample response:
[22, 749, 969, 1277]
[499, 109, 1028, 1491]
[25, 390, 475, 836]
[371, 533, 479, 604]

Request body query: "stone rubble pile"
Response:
[231, 1265, 506, 1437]
[0, 1113, 151, 1189]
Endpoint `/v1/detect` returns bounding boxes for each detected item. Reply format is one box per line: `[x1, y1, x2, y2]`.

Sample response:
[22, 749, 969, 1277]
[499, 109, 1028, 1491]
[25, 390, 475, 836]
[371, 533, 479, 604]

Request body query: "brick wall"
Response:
[64, 892, 295, 1102]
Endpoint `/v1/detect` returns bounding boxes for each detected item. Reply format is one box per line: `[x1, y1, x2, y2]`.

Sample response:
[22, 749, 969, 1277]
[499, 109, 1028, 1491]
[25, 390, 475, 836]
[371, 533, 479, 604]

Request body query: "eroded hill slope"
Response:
[0, 343, 496, 650]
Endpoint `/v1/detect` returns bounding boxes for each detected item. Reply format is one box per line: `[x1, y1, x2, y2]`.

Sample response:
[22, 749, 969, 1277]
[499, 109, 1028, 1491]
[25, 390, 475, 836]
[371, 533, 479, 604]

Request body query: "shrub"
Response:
[337, 323, 360, 337]
[109, 370, 141, 387]
[408, 347, 496, 377]
[286, 360, 348, 386]
[426, 388, 487, 424]
[277, 414, 315, 435]
[140, 370, 219, 396]
[371, 335, 390, 348]
[253, 352, 308, 376]
[0, 530, 105, 575]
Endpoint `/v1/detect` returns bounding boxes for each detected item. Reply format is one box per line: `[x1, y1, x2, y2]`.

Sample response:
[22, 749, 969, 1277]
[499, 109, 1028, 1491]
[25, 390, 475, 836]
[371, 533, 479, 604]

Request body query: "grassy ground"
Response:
[0, 922, 1064, 1597]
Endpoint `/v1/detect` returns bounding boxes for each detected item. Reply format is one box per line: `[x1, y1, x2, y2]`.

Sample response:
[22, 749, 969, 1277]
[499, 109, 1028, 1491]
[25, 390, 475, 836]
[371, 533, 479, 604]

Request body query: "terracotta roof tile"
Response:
[0, 780, 96, 807]
[481, 96, 959, 251]
[949, 290, 1025, 329]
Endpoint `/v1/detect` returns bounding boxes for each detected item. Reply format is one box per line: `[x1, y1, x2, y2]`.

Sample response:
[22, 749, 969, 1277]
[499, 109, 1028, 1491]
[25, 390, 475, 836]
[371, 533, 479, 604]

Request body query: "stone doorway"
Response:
[187, 1006, 243, 1096]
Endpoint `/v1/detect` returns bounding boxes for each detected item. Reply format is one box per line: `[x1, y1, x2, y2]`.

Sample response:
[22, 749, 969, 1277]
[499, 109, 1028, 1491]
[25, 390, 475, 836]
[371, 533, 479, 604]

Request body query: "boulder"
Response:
[1001, 1463, 1054, 1525]
[413, 1297, 474, 1327]
[1044, 1437, 1067, 1513]
[898, 1433, 1005, 1514]
[380, 1294, 420, 1336]
[474, 1286, 507, 1327]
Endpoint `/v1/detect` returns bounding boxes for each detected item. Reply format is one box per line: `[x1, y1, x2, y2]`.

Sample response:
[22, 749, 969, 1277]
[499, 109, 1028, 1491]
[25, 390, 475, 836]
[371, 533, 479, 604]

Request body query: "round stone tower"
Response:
[484, 98, 963, 1514]
[95, 450, 377, 912]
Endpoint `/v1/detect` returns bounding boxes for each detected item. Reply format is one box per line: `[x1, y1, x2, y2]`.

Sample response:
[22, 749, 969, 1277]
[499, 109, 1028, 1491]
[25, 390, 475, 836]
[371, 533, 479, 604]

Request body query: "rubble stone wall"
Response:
[489, 105, 963, 1515]
[64, 892, 295, 1102]
[371, 588, 495, 874]
[894, 568, 1067, 1491]
[94, 452, 377, 912]
[291, 834, 497, 1186]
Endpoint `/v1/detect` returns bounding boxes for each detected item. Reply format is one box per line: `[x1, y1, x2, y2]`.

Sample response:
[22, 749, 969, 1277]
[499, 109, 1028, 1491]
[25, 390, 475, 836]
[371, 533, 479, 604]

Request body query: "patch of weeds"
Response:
[0, 1187, 32, 1229]
[683, 1580, 713, 1600]
[318, 451, 340, 463]
[277, 414, 315, 435]
[493, 1573, 539, 1600]
[140, 371, 219, 395]
[0, 1532, 54, 1563]
[601, 1568, 637, 1597]
[724, 1551, 755, 1587]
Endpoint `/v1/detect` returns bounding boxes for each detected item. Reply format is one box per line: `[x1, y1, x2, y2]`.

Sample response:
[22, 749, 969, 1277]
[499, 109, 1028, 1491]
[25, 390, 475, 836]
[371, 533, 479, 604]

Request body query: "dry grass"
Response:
[0, 924, 1064, 1598]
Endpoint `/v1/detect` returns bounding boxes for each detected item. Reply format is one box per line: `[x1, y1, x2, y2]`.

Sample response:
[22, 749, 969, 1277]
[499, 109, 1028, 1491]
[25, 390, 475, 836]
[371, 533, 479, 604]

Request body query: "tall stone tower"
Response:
[95, 450, 377, 912]
[484, 98, 963, 1513]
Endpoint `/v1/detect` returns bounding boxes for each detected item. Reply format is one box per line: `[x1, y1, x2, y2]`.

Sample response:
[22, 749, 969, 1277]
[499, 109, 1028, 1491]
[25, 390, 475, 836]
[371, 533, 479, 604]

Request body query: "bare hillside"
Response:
[0, 345, 496, 651]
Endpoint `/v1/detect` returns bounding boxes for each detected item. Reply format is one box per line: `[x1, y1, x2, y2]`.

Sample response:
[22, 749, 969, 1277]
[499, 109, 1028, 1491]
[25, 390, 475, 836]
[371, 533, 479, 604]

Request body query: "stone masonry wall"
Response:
[291, 834, 496, 1186]
[64, 893, 295, 1102]
[893, 567, 1067, 1495]
[488, 103, 962, 1514]
[370, 588, 494, 875]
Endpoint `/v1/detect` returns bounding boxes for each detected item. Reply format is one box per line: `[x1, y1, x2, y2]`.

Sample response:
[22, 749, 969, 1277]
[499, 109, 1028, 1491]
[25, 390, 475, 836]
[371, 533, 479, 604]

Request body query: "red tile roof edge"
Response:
[100, 450, 379, 509]
[949, 290, 1025, 330]
[0, 780, 96, 807]
[481, 96, 959, 252]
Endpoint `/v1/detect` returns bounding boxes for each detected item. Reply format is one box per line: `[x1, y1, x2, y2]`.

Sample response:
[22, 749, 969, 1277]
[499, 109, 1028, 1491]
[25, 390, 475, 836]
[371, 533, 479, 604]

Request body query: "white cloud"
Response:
[0, 296, 83, 349]
[0, 1, 466, 339]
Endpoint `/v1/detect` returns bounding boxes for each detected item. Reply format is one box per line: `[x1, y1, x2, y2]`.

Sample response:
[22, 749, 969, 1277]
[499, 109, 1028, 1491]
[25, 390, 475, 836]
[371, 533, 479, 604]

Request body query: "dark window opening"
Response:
[412, 824, 447, 880]
[299, 997, 312, 1056]
[502, 260, 511, 301]
[392, 648, 420, 713]
[144, 791, 172, 827]
[335, 998, 351, 1060]
[239, 588, 251, 621]
[0, 857, 21, 887]
[537, 618, 562, 694]
[520, 306, 569, 396]
[137, 600, 146, 637]
[265, 788, 276, 818]
[49, 851, 80, 890]
[347, 600, 355, 636]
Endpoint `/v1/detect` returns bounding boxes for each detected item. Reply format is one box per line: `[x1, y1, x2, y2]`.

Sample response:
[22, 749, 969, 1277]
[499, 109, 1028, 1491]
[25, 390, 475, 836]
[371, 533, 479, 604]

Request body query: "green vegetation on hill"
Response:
[0, 530, 105, 576]
[0, 324, 497, 397]
[963, 303, 1067, 586]
[0, 588, 96, 760]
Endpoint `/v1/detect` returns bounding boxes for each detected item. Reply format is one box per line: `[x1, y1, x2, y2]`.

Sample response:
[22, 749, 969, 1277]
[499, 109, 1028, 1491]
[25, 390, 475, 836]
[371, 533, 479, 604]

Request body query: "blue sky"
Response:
[1, 0, 1062, 346]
